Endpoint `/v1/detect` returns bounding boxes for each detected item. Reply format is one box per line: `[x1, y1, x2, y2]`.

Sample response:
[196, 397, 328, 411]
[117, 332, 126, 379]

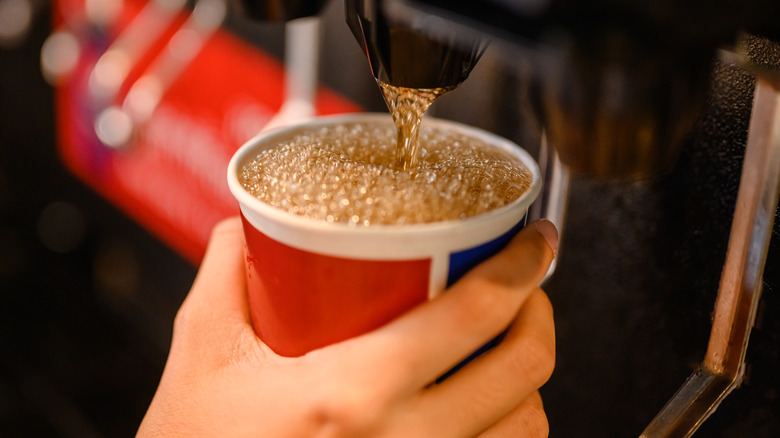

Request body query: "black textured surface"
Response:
[541, 50, 780, 436]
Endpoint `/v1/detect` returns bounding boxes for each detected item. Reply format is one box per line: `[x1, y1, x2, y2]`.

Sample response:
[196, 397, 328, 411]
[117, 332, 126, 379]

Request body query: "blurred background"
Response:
[1, 0, 779, 436]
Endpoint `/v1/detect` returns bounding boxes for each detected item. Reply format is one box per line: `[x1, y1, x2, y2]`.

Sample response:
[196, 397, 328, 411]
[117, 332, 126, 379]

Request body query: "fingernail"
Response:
[530, 219, 559, 255]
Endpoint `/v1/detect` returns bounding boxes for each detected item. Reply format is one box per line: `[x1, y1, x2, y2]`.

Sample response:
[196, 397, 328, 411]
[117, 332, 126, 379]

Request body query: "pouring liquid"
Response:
[378, 82, 454, 171]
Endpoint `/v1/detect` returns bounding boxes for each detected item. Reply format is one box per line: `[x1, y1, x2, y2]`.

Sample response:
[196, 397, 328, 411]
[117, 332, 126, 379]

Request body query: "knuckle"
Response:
[520, 404, 550, 438]
[515, 331, 556, 384]
[172, 299, 195, 335]
[509, 290, 556, 383]
[534, 288, 554, 316]
[305, 381, 386, 437]
[170, 299, 204, 353]
[453, 278, 517, 329]
[478, 401, 550, 438]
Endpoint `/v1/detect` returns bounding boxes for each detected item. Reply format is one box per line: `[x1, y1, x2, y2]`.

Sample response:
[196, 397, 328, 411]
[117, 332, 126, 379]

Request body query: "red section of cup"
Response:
[228, 113, 541, 357]
[241, 214, 431, 357]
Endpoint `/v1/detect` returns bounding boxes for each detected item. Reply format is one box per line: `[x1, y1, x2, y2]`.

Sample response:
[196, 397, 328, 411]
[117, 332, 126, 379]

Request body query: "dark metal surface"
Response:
[540, 52, 780, 437]
[386, 0, 780, 179]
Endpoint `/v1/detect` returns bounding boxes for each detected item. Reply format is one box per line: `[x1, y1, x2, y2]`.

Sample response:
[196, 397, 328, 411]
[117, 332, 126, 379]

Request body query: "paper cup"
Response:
[228, 113, 541, 357]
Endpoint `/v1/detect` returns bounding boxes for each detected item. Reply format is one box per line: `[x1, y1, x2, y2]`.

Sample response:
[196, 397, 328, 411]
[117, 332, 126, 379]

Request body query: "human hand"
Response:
[137, 217, 557, 438]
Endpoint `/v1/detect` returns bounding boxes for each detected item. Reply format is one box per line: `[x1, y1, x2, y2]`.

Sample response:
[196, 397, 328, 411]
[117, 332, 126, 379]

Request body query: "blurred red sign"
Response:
[52, 0, 361, 263]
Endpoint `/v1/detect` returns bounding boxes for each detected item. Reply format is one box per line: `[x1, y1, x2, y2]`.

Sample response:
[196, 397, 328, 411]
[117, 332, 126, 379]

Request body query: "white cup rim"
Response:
[228, 113, 541, 238]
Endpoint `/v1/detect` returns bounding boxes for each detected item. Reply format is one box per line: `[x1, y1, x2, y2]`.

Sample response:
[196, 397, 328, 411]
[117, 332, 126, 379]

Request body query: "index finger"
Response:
[354, 219, 558, 392]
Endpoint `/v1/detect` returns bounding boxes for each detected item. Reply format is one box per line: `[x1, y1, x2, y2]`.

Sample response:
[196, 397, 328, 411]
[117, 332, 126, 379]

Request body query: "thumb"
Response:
[177, 217, 251, 333]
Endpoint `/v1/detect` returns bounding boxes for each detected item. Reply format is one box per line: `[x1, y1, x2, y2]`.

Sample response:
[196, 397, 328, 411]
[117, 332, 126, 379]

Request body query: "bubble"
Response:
[239, 122, 531, 225]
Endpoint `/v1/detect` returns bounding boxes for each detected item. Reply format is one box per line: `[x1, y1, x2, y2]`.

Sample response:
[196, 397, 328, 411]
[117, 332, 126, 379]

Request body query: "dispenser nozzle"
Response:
[345, 0, 486, 90]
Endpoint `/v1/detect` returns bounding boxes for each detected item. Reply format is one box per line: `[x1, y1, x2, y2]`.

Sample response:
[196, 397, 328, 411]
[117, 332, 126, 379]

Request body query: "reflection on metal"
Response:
[88, 0, 186, 102]
[530, 131, 569, 281]
[261, 16, 321, 132]
[96, 0, 227, 149]
[642, 78, 780, 437]
[40, 30, 81, 84]
[94, 106, 134, 149]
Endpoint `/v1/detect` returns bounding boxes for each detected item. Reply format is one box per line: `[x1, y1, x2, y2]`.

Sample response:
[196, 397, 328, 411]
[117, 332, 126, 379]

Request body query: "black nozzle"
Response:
[345, 0, 486, 89]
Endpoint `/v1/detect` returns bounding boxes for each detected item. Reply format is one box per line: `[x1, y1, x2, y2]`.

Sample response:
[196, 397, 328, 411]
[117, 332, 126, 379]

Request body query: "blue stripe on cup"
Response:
[446, 216, 528, 288]
[437, 215, 527, 382]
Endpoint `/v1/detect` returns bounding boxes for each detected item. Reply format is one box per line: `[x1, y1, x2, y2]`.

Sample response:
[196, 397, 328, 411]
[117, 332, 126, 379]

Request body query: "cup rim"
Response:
[227, 112, 542, 237]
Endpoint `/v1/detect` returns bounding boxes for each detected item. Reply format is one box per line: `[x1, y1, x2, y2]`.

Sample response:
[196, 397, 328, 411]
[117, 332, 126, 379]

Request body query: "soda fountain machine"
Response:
[30, 0, 780, 435]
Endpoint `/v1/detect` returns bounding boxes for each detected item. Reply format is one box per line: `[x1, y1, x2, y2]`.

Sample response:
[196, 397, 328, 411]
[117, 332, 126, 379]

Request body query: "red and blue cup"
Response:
[227, 113, 541, 357]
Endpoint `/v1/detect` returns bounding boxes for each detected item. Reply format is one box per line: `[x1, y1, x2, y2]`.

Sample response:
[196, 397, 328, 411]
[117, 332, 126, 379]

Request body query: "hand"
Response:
[137, 217, 557, 437]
